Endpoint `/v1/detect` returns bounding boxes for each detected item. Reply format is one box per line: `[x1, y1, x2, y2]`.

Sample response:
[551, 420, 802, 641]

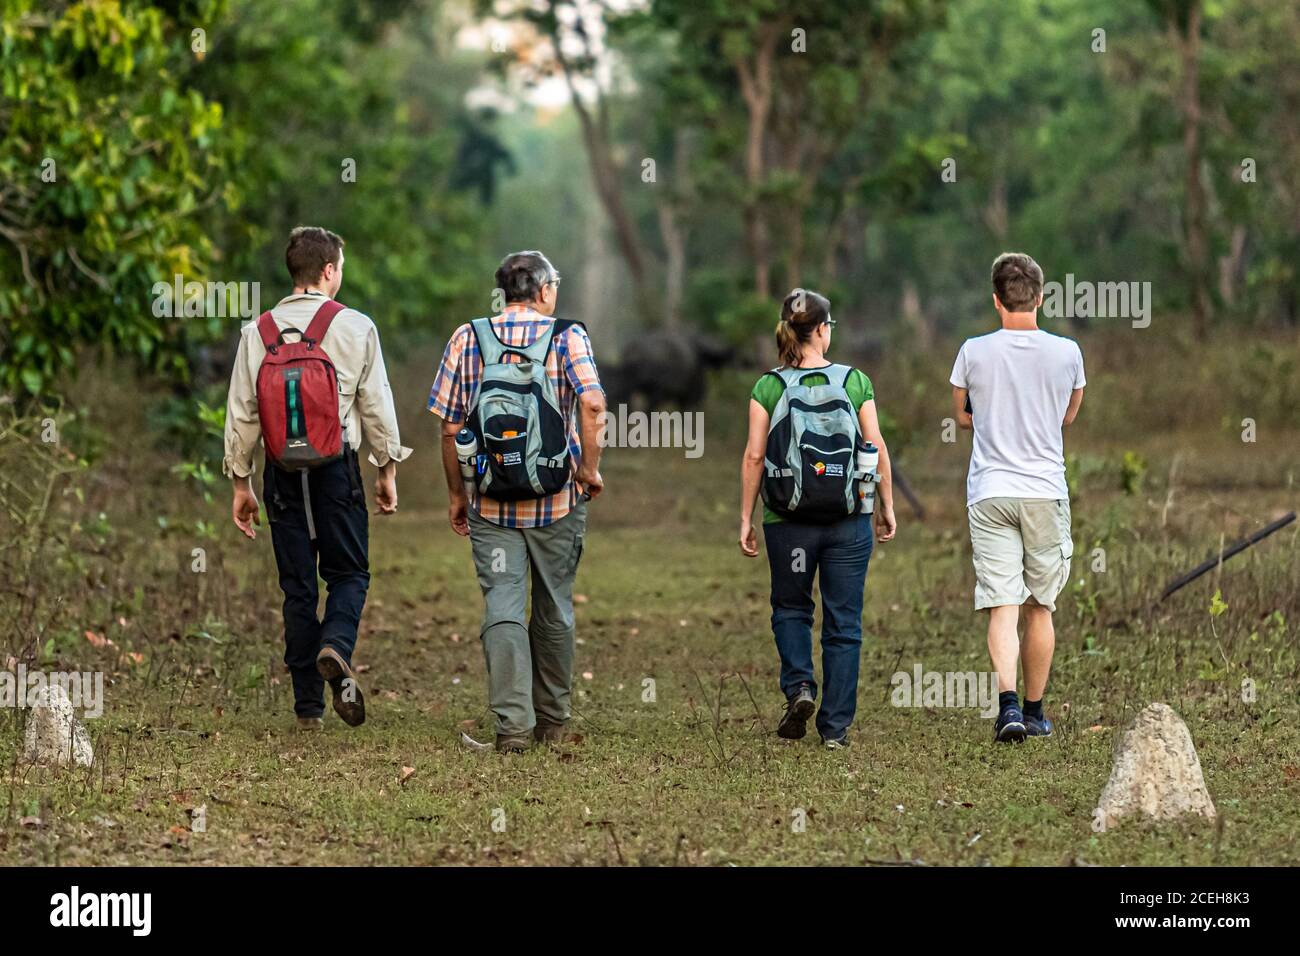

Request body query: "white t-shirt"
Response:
[950, 328, 1085, 505]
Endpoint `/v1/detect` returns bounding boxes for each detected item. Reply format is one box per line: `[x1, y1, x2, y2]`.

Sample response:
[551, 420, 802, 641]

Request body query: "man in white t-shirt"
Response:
[950, 252, 1085, 743]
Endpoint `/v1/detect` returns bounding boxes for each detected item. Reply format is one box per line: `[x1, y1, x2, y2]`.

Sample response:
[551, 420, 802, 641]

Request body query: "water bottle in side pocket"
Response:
[856, 440, 879, 514]
[455, 428, 478, 485]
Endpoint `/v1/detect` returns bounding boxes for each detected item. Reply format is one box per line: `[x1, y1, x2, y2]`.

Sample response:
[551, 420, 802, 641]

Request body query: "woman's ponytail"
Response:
[775, 288, 832, 367]
[776, 317, 802, 368]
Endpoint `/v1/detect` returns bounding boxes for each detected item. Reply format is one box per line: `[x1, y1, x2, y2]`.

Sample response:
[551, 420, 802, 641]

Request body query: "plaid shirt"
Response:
[427, 304, 602, 528]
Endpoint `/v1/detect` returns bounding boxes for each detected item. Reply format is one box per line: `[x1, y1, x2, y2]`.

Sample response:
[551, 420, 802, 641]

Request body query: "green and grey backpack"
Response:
[761, 364, 864, 523]
[466, 317, 578, 501]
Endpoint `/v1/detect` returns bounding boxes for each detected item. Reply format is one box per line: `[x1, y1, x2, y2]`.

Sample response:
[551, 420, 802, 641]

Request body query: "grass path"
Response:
[3, 353, 1299, 865]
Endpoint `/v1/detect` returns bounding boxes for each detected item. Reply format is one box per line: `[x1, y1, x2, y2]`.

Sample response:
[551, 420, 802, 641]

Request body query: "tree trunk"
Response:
[901, 279, 932, 351]
[1217, 224, 1246, 307]
[1176, 0, 1211, 339]
[735, 23, 780, 300]
[657, 201, 685, 328]
[656, 129, 692, 328]
[547, 3, 650, 310]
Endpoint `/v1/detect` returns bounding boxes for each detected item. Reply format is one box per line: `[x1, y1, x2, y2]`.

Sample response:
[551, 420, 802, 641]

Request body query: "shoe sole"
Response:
[777, 697, 816, 740]
[316, 648, 365, 727]
[995, 720, 1027, 743]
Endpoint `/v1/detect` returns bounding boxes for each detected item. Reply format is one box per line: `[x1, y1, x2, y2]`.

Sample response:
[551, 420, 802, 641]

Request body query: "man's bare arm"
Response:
[1063, 387, 1084, 426]
[439, 419, 470, 536]
[575, 389, 606, 497]
[953, 386, 973, 430]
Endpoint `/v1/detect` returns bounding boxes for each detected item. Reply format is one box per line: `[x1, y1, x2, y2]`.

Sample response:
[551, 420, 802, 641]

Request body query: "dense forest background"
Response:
[3, 0, 1299, 398]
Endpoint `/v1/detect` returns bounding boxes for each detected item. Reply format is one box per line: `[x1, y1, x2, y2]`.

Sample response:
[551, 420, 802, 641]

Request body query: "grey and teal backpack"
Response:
[466, 317, 580, 501]
[761, 364, 865, 523]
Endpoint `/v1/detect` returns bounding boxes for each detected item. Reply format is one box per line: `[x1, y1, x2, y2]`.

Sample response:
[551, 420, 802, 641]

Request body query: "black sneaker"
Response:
[994, 706, 1026, 743]
[1024, 712, 1053, 737]
[777, 685, 816, 739]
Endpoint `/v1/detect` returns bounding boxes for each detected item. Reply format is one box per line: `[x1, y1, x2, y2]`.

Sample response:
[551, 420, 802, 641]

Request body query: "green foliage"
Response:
[1, 0, 494, 409]
[1209, 588, 1229, 618]
[0, 0, 234, 396]
[1119, 450, 1147, 495]
[193, 0, 490, 339]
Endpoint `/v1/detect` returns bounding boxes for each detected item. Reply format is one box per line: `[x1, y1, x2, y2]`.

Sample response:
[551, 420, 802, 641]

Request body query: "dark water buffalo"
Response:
[600, 329, 735, 410]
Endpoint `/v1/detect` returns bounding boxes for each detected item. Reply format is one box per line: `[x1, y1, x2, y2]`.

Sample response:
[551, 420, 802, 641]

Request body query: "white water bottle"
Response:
[856, 441, 879, 514]
[455, 428, 478, 483]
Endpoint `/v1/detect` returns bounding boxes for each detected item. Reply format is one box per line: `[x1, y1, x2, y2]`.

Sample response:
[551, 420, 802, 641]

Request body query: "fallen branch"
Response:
[1159, 511, 1296, 601]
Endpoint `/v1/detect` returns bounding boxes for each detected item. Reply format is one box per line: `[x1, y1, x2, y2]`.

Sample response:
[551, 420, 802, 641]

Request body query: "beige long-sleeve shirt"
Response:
[223, 292, 412, 478]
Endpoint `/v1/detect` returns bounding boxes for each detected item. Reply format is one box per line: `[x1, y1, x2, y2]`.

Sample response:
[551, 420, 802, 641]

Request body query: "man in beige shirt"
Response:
[223, 226, 411, 730]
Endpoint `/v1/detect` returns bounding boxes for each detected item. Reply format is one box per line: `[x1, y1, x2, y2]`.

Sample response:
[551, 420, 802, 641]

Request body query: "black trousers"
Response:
[263, 451, 370, 717]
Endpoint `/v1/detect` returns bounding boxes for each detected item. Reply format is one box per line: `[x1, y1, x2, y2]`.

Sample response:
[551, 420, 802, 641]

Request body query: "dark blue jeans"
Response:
[763, 513, 873, 740]
[263, 451, 370, 718]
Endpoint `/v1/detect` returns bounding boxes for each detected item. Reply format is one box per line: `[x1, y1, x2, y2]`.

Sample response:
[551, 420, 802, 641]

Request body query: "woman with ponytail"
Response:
[738, 289, 897, 749]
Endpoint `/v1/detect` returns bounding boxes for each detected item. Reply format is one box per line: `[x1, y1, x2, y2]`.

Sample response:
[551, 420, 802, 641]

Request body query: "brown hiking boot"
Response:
[295, 716, 324, 732]
[316, 646, 365, 727]
[495, 734, 532, 754]
[534, 720, 568, 746]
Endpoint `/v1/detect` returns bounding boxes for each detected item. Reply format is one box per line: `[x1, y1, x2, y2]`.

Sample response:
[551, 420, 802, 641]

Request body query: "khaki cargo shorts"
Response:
[968, 497, 1073, 612]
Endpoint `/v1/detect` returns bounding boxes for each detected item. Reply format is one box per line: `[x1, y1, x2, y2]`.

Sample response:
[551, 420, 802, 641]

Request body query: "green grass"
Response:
[3, 335, 1299, 865]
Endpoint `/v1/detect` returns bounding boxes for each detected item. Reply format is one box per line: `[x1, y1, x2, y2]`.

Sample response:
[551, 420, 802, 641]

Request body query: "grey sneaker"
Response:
[777, 685, 816, 740]
[822, 734, 850, 750]
[495, 734, 532, 754]
[295, 716, 323, 732]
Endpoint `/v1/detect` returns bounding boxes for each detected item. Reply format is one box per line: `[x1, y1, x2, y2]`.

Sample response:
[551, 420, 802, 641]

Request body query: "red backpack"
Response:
[255, 300, 346, 470]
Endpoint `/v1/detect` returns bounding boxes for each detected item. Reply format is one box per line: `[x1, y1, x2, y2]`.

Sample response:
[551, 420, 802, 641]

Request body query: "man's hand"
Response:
[232, 479, 261, 540]
[874, 502, 897, 542]
[374, 462, 398, 515]
[738, 518, 758, 557]
[576, 467, 604, 500]
[448, 491, 470, 537]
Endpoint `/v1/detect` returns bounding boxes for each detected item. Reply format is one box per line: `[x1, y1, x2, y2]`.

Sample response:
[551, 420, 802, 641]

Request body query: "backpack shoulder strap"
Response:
[256, 311, 280, 351]
[775, 366, 805, 388]
[470, 317, 505, 366]
[545, 317, 586, 364]
[553, 318, 586, 337]
[304, 299, 346, 347]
